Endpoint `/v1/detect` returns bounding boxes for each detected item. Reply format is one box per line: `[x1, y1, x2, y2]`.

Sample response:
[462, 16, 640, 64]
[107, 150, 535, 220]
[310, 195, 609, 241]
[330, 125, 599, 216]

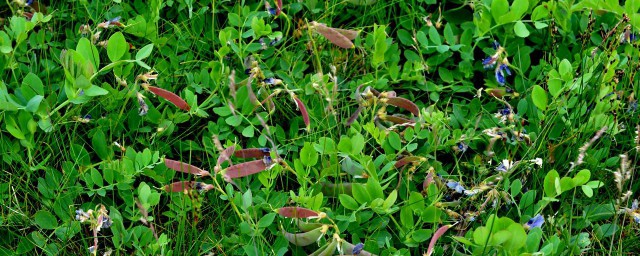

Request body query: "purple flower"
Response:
[26, 0, 33, 5]
[263, 156, 273, 165]
[446, 181, 466, 194]
[483, 56, 497, 69]
[524, 214, 544, 229]
[352, 243, 364, 254]
[457, 142, 468, 153]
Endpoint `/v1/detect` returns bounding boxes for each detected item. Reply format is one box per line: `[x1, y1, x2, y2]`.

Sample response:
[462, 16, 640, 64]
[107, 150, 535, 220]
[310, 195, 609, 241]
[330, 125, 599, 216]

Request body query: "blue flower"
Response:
[492, 40, 500, 50]
[26, 0, 33, 5]
[260, 147, 271, 153]
[482, 56, 497, 69]
[457, 142, 468, 153]
[446, 181, 466, 193]
[352, 243, 364, 255]
[495, 64, 511, 85]
[525, 214, 544, 229]
[263, 156, 273, 165]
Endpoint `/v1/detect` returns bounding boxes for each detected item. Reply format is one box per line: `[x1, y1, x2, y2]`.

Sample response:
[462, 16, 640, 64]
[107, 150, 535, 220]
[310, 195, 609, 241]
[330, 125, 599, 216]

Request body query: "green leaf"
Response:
[337, 136, 353, 153]
[558, 59, 572, 78]
[548, 78, 563, 98]
[514, 21, 530, 37]
[257, 213, 277, 228]
[382, 190, 397, 209]
[5, 116, 26, 140]
[372, 24, 388, 67]
[428, 26, 441, 45]
[339, 194, 360, 210]
[352, 183, 371, 204]
[241, 126, 255, 138]
[350, 133, 365, 155]
[510, 179, 522, 196]
[91, 168, 104, 187]
[22, 72, 44, 95]
[543, 170, 559, 197]
[525, 228, 543, 252]
[421, 205, 442, 223]
[572, 169, 591, 186]
[491, 0, 510, 24]
[531, 85, 548, 111]
[366, 178, 384, 200]
[300, 142, 319, 167]
[139, 183, 151, 203]
[25, 95, 44, 113]
[412, 229, 432, 243]
[387, 131, 402, 151]
[76, 38, 100, 73]
[34, 210, 58, 230]
[92, 129, 111, 160]
[136, 44, 154, 60]
[400, 206, 414, 229]
[83, 85, 109, 96]
[225, 116, 242, 126]
[107, 32, 128, 62]
[581, 185, 593, 198]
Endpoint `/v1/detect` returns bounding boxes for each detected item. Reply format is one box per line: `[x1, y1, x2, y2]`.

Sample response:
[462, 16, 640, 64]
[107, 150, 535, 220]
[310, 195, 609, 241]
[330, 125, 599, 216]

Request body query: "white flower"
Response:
[496, 159, 514, 172]
[530, 158, 543, 168]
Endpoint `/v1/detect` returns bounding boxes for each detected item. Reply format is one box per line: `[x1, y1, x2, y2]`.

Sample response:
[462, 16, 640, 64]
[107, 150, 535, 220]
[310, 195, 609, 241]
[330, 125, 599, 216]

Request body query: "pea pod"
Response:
[296, 219, 325, 232]
[309, 238, 337, 256]
[282, 225, 328, 246]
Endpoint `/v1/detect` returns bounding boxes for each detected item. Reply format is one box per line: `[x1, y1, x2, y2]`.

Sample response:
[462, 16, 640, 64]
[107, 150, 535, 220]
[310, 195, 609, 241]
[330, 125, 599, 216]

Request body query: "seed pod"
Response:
[216, 146, 235, 173]
[223, 159, 268, 179]
[311, 22, 355, 49]
[333, 28, 359, 40]
[426, 224, 454, 256]
[277, 207, 319, 219]
[293, 96, 310, 131]
[296, 219, 325, 232]
[282, 225, 328, 246]
[383, 97, 419, 116]
[346, 106, 363, 127]
[164, 159, 210, 177]
[146, 86, 191, 111]
[234, 148, 270, 159]
[384, 115, 414, 125]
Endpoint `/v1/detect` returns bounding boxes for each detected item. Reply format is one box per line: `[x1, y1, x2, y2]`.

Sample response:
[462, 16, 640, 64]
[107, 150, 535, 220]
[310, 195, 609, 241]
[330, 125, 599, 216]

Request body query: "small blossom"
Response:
[352, 243, 364, 255]
[137, 71, 158, 82]
[496, 159, 514, 172]
[446, 181, 466, 194]
[265, 2, 277, 16]
[530, 158, 542, 168]
[75, 209, 91, 222]
[454, 142, 468, 153]
[97, 16, 123, 29]
[270, 36, 283, 46]
[263, 77, 282, 85]
[88, 246, 96, 254]
[524, 214, 544, 229]
[79, 24, 91, 35]
[137, 92, 148, 116]
[259, 38, 267, 50]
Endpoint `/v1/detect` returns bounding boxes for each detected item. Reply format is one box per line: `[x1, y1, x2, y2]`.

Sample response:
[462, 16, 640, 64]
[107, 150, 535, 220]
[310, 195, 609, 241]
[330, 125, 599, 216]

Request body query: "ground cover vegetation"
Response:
[0, 0, 639, 255]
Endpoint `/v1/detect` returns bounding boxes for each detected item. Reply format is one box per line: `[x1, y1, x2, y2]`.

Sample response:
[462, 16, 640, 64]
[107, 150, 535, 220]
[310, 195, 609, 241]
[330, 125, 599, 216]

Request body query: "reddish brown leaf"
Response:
[384, 97, 419, 116]
[277, 207, 319, 218]
[427, 224, 454, 256]
[224, 159, 268, 179]
[234, 148, 270, 158]
[164, 159, 211, 177]
[147, 86, 191, 111]
[312, 22, 355, 49]
[293, 97, 310, 131]
[216, 146, 236, 173]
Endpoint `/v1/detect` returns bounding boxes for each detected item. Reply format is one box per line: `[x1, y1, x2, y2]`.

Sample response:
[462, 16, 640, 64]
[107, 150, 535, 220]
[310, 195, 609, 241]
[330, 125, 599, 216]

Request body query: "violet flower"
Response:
[446, 181, 466, 194]
[524, 214, 544, 229]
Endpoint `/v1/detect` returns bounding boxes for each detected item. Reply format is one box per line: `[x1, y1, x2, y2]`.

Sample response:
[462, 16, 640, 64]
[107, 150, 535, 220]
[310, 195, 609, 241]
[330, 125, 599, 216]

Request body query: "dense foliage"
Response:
[1, 0, 639, 255]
